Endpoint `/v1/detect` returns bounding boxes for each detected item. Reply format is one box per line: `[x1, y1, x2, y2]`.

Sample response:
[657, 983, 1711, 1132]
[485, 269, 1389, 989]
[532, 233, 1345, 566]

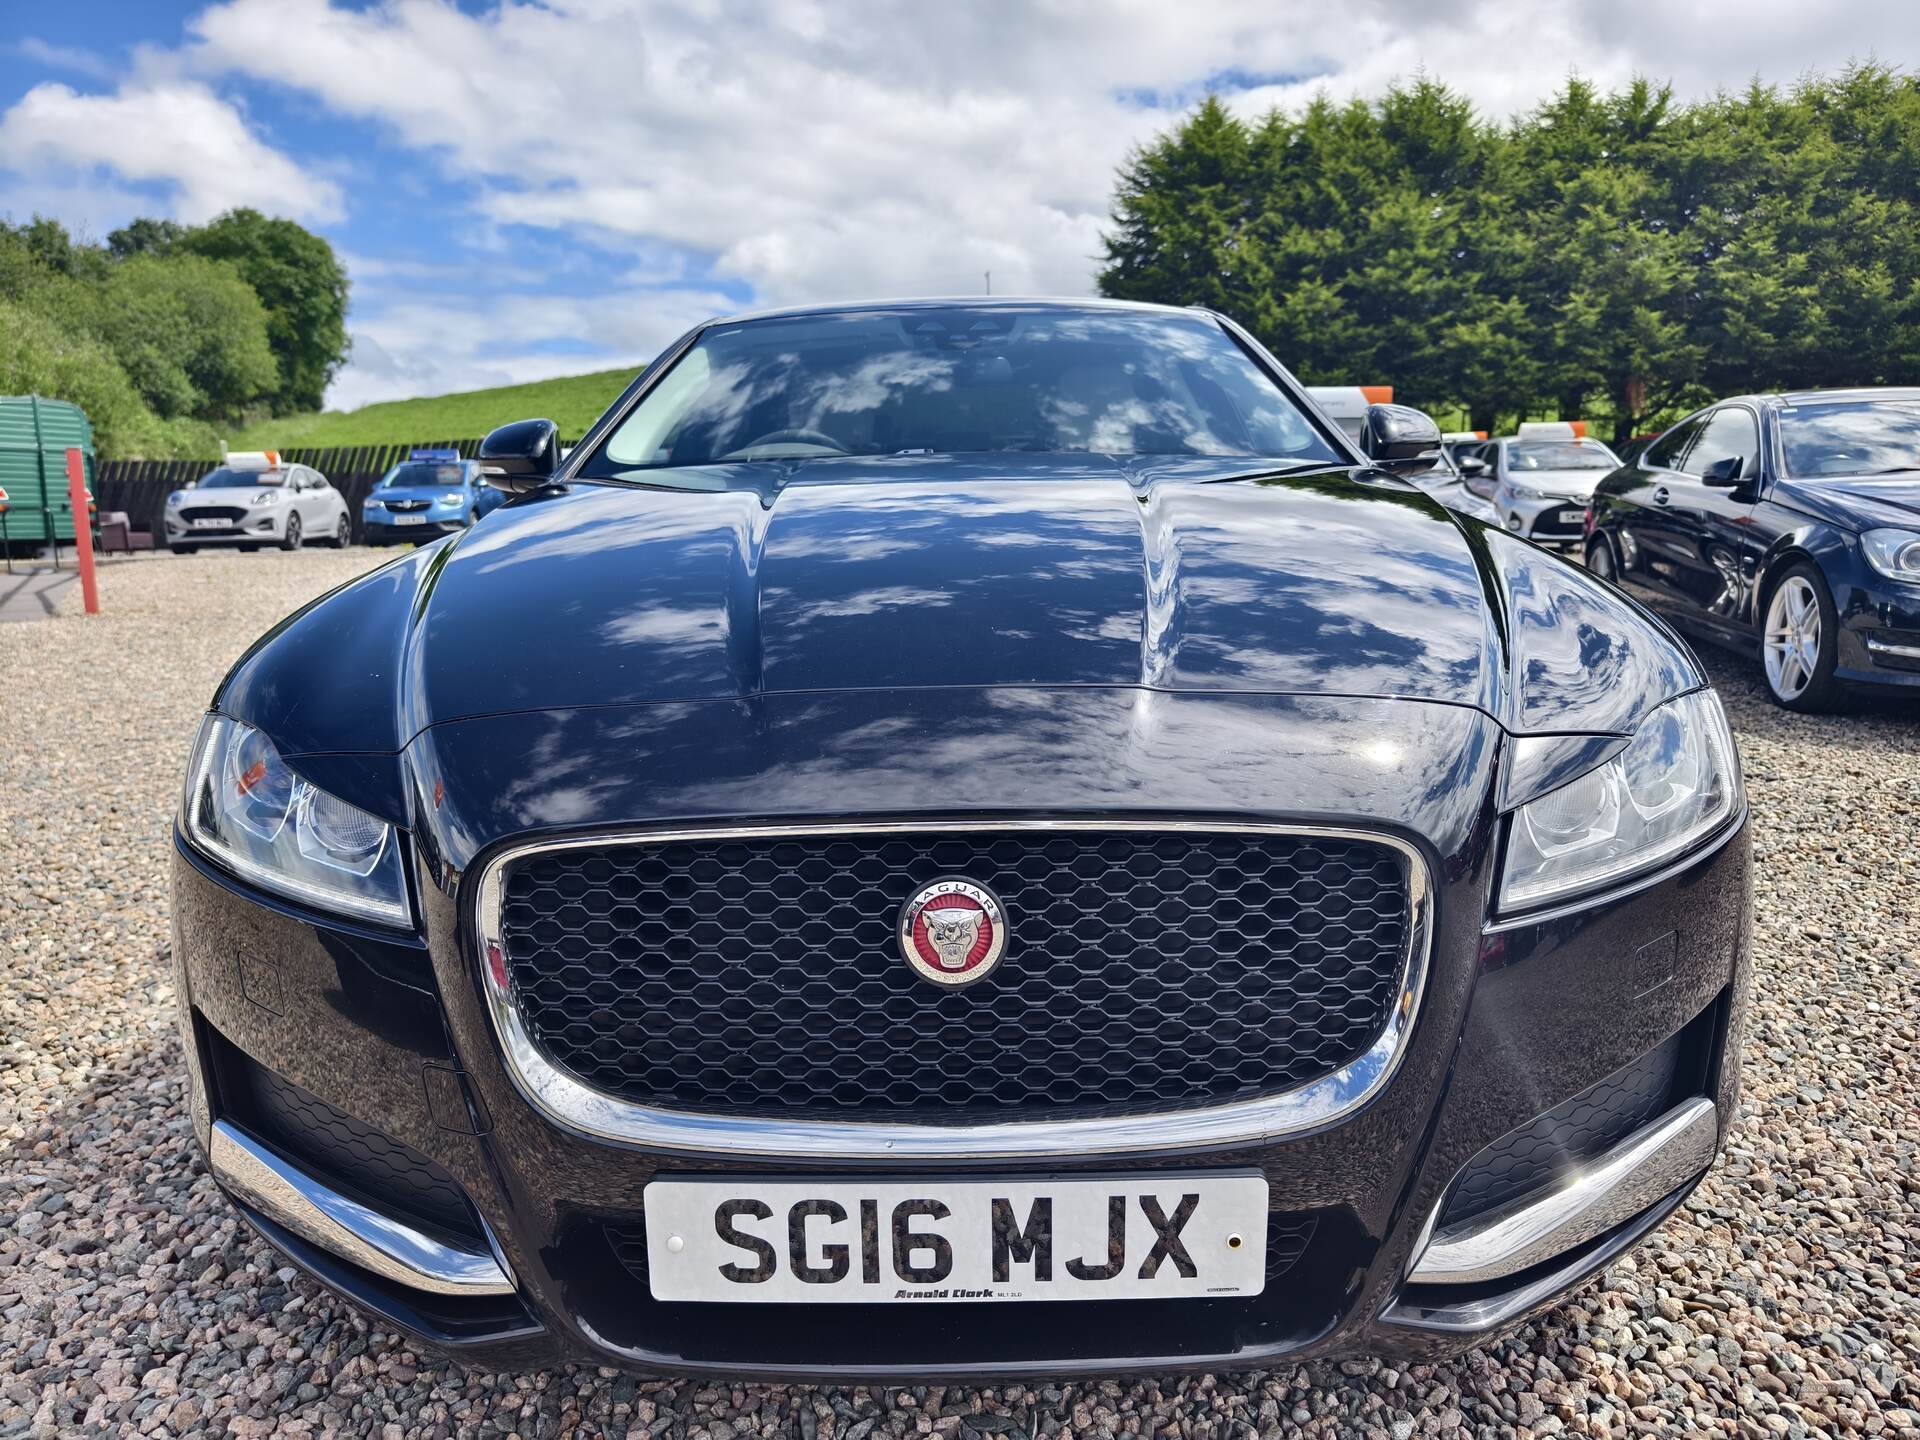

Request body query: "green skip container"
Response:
[0, 394, 95, 552]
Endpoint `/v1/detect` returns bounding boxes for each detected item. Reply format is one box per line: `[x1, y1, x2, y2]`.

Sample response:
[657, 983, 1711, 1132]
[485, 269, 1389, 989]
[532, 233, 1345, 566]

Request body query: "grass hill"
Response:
[227, 366, 638, 448]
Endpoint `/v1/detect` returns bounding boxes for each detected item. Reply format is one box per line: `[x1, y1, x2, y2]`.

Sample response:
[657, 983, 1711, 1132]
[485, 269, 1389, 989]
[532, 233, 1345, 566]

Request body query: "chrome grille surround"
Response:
[473, 820, 1431, 1160]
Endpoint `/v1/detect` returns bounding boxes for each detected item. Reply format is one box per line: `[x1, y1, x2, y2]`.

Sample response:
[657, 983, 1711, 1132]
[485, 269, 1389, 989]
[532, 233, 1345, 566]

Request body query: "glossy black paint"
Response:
[173, 298, 1751, 1376]
[1588, 390, 1920, 693]
[216, 453, 1700, 770]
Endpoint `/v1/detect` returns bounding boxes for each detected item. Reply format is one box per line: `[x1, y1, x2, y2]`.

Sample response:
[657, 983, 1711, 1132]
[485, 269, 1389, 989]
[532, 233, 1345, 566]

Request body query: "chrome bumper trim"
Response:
[1865, 636, 1920, 661]
[209, 1120, 515, 1297]
[1408, 1095, 1717, 1286]
[473, 819, 1431, 1160]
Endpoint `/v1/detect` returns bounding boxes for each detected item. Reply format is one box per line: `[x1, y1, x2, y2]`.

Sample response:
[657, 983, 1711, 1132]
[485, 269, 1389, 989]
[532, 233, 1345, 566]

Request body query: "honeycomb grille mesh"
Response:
[497, 829, 1411, 1122]
[214, 1038, 479, 1243]
[1440, 1031, 1684, 1226]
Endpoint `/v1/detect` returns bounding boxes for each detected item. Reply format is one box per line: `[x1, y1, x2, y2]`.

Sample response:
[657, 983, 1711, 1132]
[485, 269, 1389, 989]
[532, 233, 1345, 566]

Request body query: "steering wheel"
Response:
[721, 427, 848, 459]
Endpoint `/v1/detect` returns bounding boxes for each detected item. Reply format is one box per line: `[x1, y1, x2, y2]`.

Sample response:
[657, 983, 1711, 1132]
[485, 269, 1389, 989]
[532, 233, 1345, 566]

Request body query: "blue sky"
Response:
[4, 2, 1910, 411]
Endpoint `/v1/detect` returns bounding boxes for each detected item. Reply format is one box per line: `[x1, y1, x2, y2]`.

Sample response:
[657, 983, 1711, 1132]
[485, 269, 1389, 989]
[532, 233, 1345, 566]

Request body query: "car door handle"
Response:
[1652, 486, 1671, 506]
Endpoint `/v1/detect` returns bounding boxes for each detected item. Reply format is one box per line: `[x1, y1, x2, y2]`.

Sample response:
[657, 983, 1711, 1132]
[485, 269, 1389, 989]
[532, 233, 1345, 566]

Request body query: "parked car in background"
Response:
[1462, 424, 1622, 547]
[362, 450, 500, 545]
[172, 298, 1750, 1377]
[165, 453, 350, 553]
[1413, 445, 1501, 525]
[1440, 430, 1488, 471]
[1585, 387, 1920, 710]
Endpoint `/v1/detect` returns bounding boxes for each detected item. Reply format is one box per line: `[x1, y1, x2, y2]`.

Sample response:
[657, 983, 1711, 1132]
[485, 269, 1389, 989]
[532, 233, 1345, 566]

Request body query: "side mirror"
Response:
[1359, 403, 1442, 476]
[1700, 456, 1744, 488]
[479, 418, 561, 493]
[1457, 455, 1489, 477]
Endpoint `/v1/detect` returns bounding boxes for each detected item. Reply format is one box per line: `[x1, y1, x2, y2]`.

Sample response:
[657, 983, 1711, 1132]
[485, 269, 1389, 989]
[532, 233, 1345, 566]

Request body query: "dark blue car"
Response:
[171, 299, 1750, 1378]
[1585, 388, 1920, 709]
[361, 450, 503, 544]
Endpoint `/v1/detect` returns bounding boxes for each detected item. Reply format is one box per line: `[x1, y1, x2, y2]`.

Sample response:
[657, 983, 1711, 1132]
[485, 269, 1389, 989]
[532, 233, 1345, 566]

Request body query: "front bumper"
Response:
[364, 513, 467, 543]
[1498, 492, 1590, 545]
[171, 797, 1750, 1377]
[166, 510, 286, 544]
[1831, 559, 1920, 693]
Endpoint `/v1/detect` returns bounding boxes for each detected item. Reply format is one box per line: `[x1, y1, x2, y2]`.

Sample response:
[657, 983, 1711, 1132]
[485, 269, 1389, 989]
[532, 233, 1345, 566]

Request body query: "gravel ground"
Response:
[1, 550, 1916, 1439]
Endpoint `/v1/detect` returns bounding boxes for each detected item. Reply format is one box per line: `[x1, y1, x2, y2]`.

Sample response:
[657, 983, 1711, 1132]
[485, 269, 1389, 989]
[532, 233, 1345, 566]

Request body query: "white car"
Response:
[1460, 423, 1624, 547]
[165, 453, 352, 553]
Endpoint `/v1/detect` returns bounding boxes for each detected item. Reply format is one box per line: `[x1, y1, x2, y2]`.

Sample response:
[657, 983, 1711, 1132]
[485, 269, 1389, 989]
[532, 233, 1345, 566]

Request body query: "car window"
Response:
[584, 305, 1342, 478]
[198, 467, 286, 488]
[1507, 440, 1618, 471]
[1778, 398, 1920, 478]
[1682, 408, 1760, 479]
[1643, 418, 1702, 471]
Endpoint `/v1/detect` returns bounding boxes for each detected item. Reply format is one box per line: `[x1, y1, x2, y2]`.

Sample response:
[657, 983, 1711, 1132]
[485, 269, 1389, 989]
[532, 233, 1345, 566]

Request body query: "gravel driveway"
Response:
[2, 551, 1915, 1438]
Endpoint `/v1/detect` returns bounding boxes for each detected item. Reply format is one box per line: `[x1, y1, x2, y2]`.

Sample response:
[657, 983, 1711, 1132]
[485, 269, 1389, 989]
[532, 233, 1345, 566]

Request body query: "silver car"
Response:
[1456, 431, 1622, 546]
[165, 455, 352, 553]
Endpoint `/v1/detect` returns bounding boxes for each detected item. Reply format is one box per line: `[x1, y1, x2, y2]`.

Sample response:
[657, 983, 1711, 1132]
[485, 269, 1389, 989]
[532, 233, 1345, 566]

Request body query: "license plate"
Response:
[392, 514, 427, 526]
[1558, 508, 1585, 525]
[190, 518, 232, 530]
[642, 1173, 1269, 1304]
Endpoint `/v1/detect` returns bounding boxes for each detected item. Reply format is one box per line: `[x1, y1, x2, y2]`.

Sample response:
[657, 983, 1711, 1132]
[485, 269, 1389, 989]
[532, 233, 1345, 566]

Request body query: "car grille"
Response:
[179, 505, 248, 523]
[383, 498, 431, 512]
[1439, 1030, 1685, 1226]
[495, 828, 1413, 1123]
[209, 1032, 482, 1245]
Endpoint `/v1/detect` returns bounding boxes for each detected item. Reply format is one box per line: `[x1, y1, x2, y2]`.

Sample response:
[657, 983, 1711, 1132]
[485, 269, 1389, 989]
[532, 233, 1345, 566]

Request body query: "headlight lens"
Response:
[1500, 690, 1741, 910]
[1862, 528, 1920, 582]
[254, 490, 281, 507]
[437, 492, 463, 506]
[364, 497, 385, 511]
[167, 491, 185, 508]
[180, 715, 411, 925]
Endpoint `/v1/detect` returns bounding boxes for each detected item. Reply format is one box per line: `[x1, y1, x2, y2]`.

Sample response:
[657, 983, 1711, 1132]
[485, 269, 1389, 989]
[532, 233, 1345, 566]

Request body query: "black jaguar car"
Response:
[172, 299, 1751, 1378]
[1584, 388, 1920, 710]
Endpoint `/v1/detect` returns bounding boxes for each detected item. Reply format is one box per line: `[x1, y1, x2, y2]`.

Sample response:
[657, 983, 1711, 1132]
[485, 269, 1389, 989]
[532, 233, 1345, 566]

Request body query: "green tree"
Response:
[183, 208, 350, 413]
[107, 217, 189, 259]
[96, 255, 280, 420]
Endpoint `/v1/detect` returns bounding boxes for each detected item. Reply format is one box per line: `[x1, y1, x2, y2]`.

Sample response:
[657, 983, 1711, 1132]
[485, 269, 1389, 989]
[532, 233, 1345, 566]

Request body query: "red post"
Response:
[66, 448, 100, 616]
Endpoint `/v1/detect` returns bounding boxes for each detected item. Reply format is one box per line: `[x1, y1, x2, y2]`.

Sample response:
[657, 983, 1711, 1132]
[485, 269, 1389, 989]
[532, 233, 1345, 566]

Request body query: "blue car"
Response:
[361, 450, 503, 544]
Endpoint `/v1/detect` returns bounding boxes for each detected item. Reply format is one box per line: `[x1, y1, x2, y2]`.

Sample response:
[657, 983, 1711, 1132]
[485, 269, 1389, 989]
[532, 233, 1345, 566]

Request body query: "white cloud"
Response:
[14, 38, 118, 84]
[0, 80, 342, 225]
[8, 0, 1917, 410]
[325, 285, 735, 410]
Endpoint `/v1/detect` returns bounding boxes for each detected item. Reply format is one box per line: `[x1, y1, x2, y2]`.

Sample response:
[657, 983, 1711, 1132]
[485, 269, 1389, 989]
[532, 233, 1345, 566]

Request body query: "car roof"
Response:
[704, 295, 1209, 327]
[1757, 386, 1920, 407]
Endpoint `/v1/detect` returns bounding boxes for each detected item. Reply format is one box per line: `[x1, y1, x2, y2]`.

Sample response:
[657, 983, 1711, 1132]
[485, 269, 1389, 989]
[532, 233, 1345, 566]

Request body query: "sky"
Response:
[3, 1, 1915, 413]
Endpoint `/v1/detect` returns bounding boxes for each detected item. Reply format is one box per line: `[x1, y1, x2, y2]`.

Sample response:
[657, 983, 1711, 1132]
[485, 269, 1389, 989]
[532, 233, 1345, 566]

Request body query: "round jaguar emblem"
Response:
[898, 878, 1008, 988]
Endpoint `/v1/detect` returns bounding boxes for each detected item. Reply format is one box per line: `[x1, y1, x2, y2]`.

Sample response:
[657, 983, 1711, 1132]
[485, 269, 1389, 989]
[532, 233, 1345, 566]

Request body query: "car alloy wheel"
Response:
[334, 515, 350, 548]
[282, 513, 303, 551]
[1586, 538, 1617, 583]
[1762, 566, 1839, 711]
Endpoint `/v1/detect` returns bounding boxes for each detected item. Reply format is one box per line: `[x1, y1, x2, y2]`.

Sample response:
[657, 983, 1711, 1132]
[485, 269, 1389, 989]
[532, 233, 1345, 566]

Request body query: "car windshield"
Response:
[584, 305, 1341, 477]
[1507, 441, 1616, 471]
[198, 468, 285, 488]
[383, 463, 469, 487]
[1779, 399, 1920, 477]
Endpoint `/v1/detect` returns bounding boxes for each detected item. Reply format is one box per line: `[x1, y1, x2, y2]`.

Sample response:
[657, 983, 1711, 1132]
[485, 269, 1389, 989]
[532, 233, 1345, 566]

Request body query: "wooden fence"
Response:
[93, 439, 573, 546]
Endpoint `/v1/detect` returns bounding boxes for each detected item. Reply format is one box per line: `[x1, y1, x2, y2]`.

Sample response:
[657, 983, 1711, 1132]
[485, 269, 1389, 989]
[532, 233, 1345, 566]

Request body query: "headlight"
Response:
[364, 498, 385, 511]
[437, 492, 463, 506]
[1506, 481, 1559, 501]
[180, 715, 411, 926]
[1500, 690, 1741, 910]
[254, 490, 281, 507]
[167, 491, 186, 508]
[1862, 528, 1920, 582]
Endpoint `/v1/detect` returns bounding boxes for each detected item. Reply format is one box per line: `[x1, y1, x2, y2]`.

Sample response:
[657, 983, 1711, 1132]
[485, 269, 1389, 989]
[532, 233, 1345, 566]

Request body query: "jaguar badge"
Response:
[898, 878, 1008, 988]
